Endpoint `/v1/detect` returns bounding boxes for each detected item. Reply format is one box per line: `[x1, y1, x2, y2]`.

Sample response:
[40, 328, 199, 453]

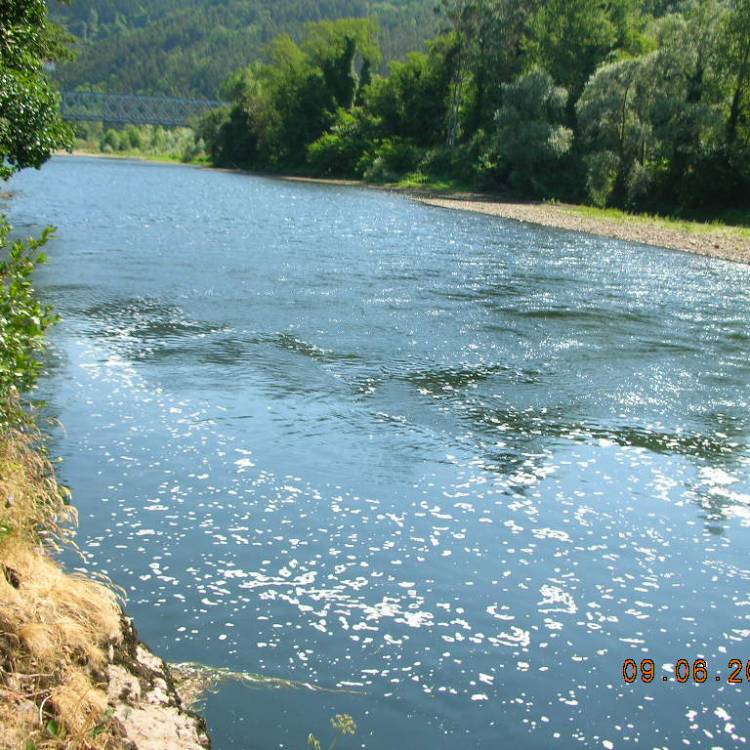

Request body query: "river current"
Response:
[7, 156, 750, 749]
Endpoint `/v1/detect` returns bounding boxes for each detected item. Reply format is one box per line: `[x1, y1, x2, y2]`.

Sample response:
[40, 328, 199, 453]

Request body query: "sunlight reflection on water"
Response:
[8, 156, 750, 749]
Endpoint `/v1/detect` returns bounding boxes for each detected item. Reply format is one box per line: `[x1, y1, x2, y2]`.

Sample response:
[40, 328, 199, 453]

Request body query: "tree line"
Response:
[199, 1, 750, 213]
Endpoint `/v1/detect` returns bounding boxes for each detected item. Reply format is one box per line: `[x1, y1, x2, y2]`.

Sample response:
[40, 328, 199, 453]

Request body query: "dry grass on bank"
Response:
[0, 422, 124, 750]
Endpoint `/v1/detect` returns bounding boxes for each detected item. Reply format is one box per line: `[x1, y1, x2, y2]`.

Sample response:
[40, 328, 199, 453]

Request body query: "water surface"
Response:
[7, 156, 750, 749]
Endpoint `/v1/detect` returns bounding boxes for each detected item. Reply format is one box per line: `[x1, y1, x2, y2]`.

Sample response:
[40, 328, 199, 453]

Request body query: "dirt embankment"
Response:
[0, 424, 209, 750]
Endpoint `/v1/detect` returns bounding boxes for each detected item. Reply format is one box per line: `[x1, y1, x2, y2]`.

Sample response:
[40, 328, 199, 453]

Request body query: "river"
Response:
[7, 155, 750, 749]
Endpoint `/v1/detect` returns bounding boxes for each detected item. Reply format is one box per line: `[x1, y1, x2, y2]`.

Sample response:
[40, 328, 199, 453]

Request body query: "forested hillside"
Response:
[51, 0, 440, 97]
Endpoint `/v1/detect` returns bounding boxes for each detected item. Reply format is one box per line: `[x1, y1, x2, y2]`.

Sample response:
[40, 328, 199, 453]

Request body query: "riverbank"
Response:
[0, 416, 210, 750]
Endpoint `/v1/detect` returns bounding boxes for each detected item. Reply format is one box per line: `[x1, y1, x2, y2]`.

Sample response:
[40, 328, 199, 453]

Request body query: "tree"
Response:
[720, 0, 750, 147]
[576, 56, 656, 206]
[1, 0, 69, 408]
[303, 18, 381, 111]
[364, 40, 452, 146]
[0, 222, 58, 408]
[201, 19, 382, 169]
[524, 0, 619, 104]
[0, 0, 73, 179]
[493, 68, 572, 196]
[438, 0, 474, 146]
[647, 0, 728, 206]
[461, 0, 537, 134]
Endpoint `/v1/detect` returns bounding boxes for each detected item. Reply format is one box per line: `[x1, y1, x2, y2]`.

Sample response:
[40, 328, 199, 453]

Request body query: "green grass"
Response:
[70, 145, 209, 166]
[391, 171, 476, 193]
[562, 203, 750, 239]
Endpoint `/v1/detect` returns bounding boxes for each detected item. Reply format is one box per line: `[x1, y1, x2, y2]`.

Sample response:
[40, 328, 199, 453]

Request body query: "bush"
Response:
[360, 137, 422, 182]
[306, 108, 376, 177]
[416, 133, 488, 186]
[100, 129, 120, 152]
[0, 220, 58, 414]
[123, 125, 142, 150]
[584, 150, 620, 207]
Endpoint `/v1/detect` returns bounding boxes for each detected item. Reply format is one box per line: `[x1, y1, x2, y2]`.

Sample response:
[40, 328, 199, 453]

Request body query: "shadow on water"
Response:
[469, 403, 742, 462]
[401, 363, 543, 392]
[264, 332, 362, 363]
[83, 297, 228, 340]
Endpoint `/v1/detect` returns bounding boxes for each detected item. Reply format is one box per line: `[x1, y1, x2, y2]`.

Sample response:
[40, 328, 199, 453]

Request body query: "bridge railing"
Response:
[61, 92, 225, 127]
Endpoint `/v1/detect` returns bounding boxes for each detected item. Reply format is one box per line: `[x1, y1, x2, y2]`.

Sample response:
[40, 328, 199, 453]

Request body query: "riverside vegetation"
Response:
[73, 122, 208, 164]
[0, 217, 130, 748]
[195, 1, 749, 222]
[50, 0, 440, 98]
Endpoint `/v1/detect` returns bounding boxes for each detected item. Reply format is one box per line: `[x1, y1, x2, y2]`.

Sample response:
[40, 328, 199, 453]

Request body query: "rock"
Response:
[106, 616, 211, 750]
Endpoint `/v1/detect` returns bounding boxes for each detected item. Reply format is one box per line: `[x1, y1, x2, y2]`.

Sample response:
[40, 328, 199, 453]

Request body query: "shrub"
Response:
[360, 137, 422, 182]
[584, 150, 620, 207]
[123, 125, 142, 150]
[306, 108, 375, 177]
[0, 220, 58, 415]
[99, 129, 120, 152]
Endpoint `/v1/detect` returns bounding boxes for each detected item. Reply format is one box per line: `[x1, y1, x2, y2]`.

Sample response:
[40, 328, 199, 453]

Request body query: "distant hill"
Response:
[51, 0, 441, 98]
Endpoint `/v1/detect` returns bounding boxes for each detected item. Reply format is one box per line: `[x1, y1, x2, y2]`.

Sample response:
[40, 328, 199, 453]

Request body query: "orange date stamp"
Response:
[623, 658, 750, 684]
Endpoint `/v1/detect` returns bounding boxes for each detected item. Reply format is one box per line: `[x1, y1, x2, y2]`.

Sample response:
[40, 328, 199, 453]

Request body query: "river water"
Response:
[7, 156, 750, 749]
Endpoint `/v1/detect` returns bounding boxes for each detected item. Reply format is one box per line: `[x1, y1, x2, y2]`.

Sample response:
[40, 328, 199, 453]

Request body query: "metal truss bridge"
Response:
[61, 91, 224, 127]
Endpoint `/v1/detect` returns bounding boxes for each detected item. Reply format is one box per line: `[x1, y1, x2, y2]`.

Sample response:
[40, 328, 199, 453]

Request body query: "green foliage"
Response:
[75, 122, 206, 162]
[0, 221, 58, 411]
[570, 0, 749, 209]
[576, 56, 655, 206]
[308, 714, 357, 750]
[193, 0, 750, 216]
[365, 41, 453, 146]
[0, 1, 65, 412]
[720, 0, 750, 147]
[492, 69, 573, 196]
[583, 150, 621, 207]
[0, 0, 73, 179]
[200, 19, 379, 169]
[361, 137, 423, 182]
[307, 107, 378, 176]
[524, 0, 619, 102]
